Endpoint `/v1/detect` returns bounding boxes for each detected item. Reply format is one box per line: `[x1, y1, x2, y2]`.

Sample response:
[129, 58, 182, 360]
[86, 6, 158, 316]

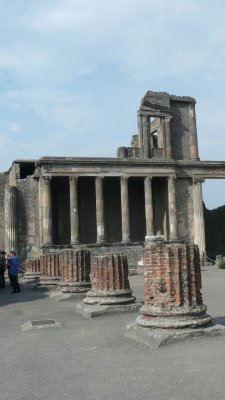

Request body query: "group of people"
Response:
[0, 251, 21, 294]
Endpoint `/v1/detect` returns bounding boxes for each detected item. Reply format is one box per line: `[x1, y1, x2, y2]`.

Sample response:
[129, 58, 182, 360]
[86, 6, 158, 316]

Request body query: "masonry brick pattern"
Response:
[137, 240, 212, 328]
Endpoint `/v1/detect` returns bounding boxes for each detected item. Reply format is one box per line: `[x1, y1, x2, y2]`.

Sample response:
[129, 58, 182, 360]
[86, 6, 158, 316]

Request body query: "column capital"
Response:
[40, 176, 51, 186]
[168, 175, 176, 184]
[193, 177, 205, 184]
[95, 176, 104, 182]
[121, 175, 129, 182]
[69, 175, 79, 184]
[144, 175, 153, 182]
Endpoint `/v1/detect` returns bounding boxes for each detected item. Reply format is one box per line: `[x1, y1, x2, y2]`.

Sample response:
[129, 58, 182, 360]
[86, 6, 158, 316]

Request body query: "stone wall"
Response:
[17, 176, 40, 261]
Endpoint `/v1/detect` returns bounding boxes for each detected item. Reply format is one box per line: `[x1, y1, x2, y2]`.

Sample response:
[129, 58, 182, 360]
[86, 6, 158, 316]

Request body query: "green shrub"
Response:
[218, 260, 225, 269]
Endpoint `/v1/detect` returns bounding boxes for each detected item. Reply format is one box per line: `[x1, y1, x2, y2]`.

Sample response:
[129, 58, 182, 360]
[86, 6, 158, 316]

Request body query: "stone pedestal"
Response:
[59, 249, 91, 293]
[124, 239, 222, 348]
[77, 254, 141, 317]
[23, 259, 41, 283]
[39, 253, 60, 289]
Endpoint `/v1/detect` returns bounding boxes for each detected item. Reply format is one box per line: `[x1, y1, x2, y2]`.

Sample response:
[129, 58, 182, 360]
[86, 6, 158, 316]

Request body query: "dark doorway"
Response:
[129, 177, 145, 242]
[78, 177, 96, 243]
[52, 177, 70, 245]
[152, 177, 169, 238]
[104, 177, 122, 242]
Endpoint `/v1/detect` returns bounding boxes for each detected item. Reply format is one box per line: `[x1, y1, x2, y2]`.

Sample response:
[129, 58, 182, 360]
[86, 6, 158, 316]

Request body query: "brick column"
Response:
[84, 254, 135, 305]
[189, 102, 199, 160]
[120, 176, 130, 243]
[144, 176, 154, 236]
[23, 259, 41, 283]
[59, 249, 91, 293]
[137, 238, 212, 328]
[95, 176, 105, 244]
[39, 253, 60, 288]
[193, 178, 206, 260]
[69, 176, 80, 244]
[168, 176, 178, 240]
[39, 176, 53, 246]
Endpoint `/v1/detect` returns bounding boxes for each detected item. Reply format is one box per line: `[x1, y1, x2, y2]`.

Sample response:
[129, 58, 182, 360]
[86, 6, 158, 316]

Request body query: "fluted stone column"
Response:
[168, 176, 178, 240]
[120, 176, 130, 243]
[39, 176, 52, 246]
[189, 103, 199, 160]
[165, 117, 172, 159]
[144, 176, 154, 236]
[95, 176, 105, 244]
[193, 178, 206, 259]
[39, 253, 60, 288]
[6, 186, 17, 252]
[84, 254, 135, 305]
[59, 249, 91, 293]
[69, 176, 80, 245]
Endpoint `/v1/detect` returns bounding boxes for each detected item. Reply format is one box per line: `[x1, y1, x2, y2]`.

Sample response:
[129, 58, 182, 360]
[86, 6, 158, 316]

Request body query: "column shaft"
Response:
[168, 176, 178, 240]
[142, 116, 150, 158]
[69, 176, 80, 244]
[165, 117, 172, 159]
[189, 103, 199, 160]
[120, 176, 130, 243]
[7, 186, 17, 252]
[144, 176, 154, 236]
[193, 178, 206, 259]
[40, 176, 52, 246]
[95, 176, 105, 244]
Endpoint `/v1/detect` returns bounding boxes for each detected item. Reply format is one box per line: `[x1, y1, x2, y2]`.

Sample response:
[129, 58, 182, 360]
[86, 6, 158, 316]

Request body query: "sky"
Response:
[1, 0, 225, 209]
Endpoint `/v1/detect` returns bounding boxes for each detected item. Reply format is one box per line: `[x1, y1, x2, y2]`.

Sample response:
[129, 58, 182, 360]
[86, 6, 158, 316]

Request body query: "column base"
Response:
[124, 321, 225, 349]
[96, 240, 106, 245]
[122, 239, 131, 244]
[38, 276, 60, 289]
[76, 301, 142, 318]
[84, 289, 136, 305]
[59, 282, 91, 293]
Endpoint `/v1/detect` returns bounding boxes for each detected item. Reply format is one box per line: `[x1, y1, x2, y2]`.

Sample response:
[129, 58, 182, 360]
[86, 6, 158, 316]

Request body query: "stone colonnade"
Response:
[39, 174, 181, 246]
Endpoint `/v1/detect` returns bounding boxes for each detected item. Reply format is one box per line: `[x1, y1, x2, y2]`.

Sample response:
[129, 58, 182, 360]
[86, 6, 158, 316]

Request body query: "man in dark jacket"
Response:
[9, 251, 21, 293]
[0, 251, 6, 289]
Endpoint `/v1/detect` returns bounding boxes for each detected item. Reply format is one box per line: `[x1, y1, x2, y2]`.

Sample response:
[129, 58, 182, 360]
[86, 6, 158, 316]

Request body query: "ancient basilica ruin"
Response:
[1, 91, 225, 268]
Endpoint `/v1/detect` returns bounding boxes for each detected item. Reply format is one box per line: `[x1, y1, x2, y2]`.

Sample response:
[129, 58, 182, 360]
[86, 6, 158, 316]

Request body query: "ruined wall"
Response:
[204, 204, 225, 259]
[171, 101, 191, 160]
[176, 178, 194, 243]
[17, 176, 40, 261]
[0, 173, 8, 249]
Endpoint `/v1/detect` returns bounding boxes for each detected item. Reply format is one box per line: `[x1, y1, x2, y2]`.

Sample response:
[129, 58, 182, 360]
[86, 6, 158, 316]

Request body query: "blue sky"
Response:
[1, 0, 225, 209]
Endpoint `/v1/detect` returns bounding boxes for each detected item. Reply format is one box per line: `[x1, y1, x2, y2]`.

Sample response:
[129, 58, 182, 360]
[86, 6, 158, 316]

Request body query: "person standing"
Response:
[0, 251, 6, 289]
[9, 251, 21, 293]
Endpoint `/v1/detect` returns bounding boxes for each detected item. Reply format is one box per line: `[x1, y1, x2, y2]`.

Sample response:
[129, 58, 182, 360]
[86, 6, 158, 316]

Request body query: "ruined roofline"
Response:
[142, 91, 196, 104]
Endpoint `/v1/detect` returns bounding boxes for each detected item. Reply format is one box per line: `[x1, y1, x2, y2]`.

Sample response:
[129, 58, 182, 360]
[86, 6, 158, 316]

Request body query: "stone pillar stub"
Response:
[39, 253, 60, 288]
[95, 176, 106, 244]
[144, 176, 154, 236]
[84, 253, 135, 305]
[120, 176, 130, 243]
[23, 259, 41, 283]
[59, 249, 91, 293]
[137, 241, 212, 328]
[69, 176, 80, 244]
